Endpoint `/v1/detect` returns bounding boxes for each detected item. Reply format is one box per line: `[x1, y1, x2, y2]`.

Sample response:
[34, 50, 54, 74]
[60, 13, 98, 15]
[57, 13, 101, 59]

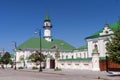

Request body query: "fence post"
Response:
[106, 55, 108, 72]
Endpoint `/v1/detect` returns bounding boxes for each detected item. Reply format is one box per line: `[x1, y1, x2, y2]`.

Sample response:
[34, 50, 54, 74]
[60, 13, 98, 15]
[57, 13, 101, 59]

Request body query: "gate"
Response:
[107, 60, 120, 71]
[99, 57, 120, 71]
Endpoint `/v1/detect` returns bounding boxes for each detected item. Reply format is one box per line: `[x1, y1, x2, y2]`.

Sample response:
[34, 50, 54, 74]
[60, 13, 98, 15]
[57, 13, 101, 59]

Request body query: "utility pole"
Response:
[13, 41, 17, 70]
[34, 29, 42, 72]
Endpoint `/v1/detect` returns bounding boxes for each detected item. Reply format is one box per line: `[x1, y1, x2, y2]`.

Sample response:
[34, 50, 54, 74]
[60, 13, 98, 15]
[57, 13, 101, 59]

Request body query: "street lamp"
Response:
[34, 29, 42, 72]
[12, 41, 17, 70]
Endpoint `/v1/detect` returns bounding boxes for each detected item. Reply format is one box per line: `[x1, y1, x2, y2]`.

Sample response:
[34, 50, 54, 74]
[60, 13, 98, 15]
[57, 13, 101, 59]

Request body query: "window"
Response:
[62, 55, 64, 59]
[76, 54, 78, 58]
[66, 55, 68, 59]
[80, 53, 81, 58]
[105, 31, 108, 34]
[72, 55, 74, 59]
[84, 53, 86, 58]
[46, 22, 49, 26]
[94, 44, 98, 48]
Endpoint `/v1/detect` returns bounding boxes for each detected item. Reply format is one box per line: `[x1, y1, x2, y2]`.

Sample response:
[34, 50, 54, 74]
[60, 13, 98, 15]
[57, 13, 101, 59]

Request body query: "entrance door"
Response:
[50, 59, 55, 69]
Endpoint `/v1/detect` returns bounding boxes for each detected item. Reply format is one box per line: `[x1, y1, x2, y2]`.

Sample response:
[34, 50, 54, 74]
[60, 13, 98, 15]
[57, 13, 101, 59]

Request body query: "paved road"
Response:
[0, 69, 120, 80]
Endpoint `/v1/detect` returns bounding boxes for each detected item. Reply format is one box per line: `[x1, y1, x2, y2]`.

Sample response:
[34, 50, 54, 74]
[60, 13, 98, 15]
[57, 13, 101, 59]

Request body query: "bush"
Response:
[18, 66, 24, 69]
[98, 76, 100, 79]
[54, 67, 61, 71]
[32, 66, 38, 70]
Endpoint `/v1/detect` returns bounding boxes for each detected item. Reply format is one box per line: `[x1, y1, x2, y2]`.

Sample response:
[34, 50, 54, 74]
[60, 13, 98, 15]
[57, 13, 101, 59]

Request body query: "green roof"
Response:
[77, 45, 88, 50]
[86, 21, 119, 39]
[10, 54, 14, 58]
[17, 37, 75, 51]
[59, 57, 92, 61]
[99, 57, 106, 60]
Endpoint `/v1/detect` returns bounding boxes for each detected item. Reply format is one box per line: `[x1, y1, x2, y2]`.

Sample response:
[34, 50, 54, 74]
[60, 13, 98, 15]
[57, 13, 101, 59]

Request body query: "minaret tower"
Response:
[43, 13, 52, 42]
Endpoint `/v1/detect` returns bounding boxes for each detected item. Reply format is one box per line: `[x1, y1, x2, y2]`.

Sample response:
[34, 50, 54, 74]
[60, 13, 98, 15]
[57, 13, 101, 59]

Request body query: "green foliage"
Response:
[106, 23, 120, 63]
[19, 55, 25, 67]
[98, 76, 100, 79]
[29, 51, 45, 63]
[19, 55, 24, 61]
[9, 59, 14, 68]
[1, 52, 11, 65]
[18, 66, 24, 69]
[32, 66, 38, 70]
[54, 67, 61, 71]
[55, 48, 60, 59]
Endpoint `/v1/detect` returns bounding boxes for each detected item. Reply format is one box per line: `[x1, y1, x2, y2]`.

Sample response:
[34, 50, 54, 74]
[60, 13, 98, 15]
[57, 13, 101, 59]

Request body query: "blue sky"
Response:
[0, 0, 120, 52]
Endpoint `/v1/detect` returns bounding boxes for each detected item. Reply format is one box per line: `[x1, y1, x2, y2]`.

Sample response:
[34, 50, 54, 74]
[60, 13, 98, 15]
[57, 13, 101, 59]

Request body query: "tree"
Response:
[9, 59, 14, 68]
[1, 52, 11, 68]
[106, 22, 120, 63]
[19, 55, 25, 67]
[29, 51, 45, 64]
[55, 48, 60, 59]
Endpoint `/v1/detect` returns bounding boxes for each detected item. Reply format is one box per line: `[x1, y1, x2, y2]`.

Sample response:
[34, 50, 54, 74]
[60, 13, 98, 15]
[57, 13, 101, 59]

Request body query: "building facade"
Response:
[15, 14, 119, 71]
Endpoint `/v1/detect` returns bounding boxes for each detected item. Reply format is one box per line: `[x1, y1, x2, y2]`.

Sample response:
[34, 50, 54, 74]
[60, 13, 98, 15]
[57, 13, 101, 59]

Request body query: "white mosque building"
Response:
[15, 13, 120, 71]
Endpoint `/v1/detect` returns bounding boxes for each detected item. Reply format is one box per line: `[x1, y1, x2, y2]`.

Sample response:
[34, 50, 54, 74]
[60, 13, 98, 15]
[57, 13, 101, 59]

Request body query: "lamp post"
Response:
[12, 41, 17, 70]
[34, 29, 42, 72]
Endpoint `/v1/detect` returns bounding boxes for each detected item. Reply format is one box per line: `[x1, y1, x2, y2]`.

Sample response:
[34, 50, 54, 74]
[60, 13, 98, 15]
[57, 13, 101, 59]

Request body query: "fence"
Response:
[99, 59, 120, 71]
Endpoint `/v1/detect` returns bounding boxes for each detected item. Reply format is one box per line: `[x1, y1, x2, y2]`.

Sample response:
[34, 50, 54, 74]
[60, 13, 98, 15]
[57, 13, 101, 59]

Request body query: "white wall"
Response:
[58, 60, 92, 70]
[87, 36, 110, 58]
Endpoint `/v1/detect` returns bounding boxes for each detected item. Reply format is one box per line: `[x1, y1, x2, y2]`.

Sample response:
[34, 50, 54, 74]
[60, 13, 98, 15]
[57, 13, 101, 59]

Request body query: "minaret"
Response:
[104, 21, 109, 28]
[104, 21, 110, 34]
[43, 13, 52, 42]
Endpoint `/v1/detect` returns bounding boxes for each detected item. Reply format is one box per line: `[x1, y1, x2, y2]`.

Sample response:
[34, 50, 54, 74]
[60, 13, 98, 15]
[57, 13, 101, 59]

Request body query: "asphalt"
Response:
[0, 68, 120, 80]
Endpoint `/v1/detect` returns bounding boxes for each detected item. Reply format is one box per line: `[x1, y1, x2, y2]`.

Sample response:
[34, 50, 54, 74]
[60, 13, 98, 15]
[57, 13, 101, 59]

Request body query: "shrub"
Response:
[18, 66, 24, 69]
[54, 67, 61, 71]
[32, 66, 38, 70]
[98, 76, 100, 79]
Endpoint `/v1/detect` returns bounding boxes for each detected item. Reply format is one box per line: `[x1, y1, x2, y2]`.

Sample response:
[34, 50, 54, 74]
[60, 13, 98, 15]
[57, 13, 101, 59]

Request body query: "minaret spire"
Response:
[45, 12, 50, 21]
[104, 20, 109, 28]
[43, 12, 52, 42]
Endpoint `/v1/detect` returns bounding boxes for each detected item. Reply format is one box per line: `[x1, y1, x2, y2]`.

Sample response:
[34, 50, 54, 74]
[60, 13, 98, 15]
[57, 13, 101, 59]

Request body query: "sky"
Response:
[0, 0, 120, 52]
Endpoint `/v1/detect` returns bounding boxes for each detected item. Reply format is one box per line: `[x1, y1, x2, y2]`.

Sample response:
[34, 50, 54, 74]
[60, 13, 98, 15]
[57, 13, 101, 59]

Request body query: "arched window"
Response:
[94, 44, 98, 49]
[105, 31, 108, 34]
[46, 22, 49, 26]
[93, 44, 98, 53]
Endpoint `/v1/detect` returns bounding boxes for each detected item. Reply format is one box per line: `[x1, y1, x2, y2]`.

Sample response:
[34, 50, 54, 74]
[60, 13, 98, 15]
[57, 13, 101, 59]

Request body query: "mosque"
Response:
[15, 13, 120, 71]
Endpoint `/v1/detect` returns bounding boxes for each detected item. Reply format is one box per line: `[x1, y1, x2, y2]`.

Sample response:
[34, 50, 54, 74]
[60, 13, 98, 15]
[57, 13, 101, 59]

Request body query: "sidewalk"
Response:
[1, 68, 120, 80]
[18, 68, 120, 80]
